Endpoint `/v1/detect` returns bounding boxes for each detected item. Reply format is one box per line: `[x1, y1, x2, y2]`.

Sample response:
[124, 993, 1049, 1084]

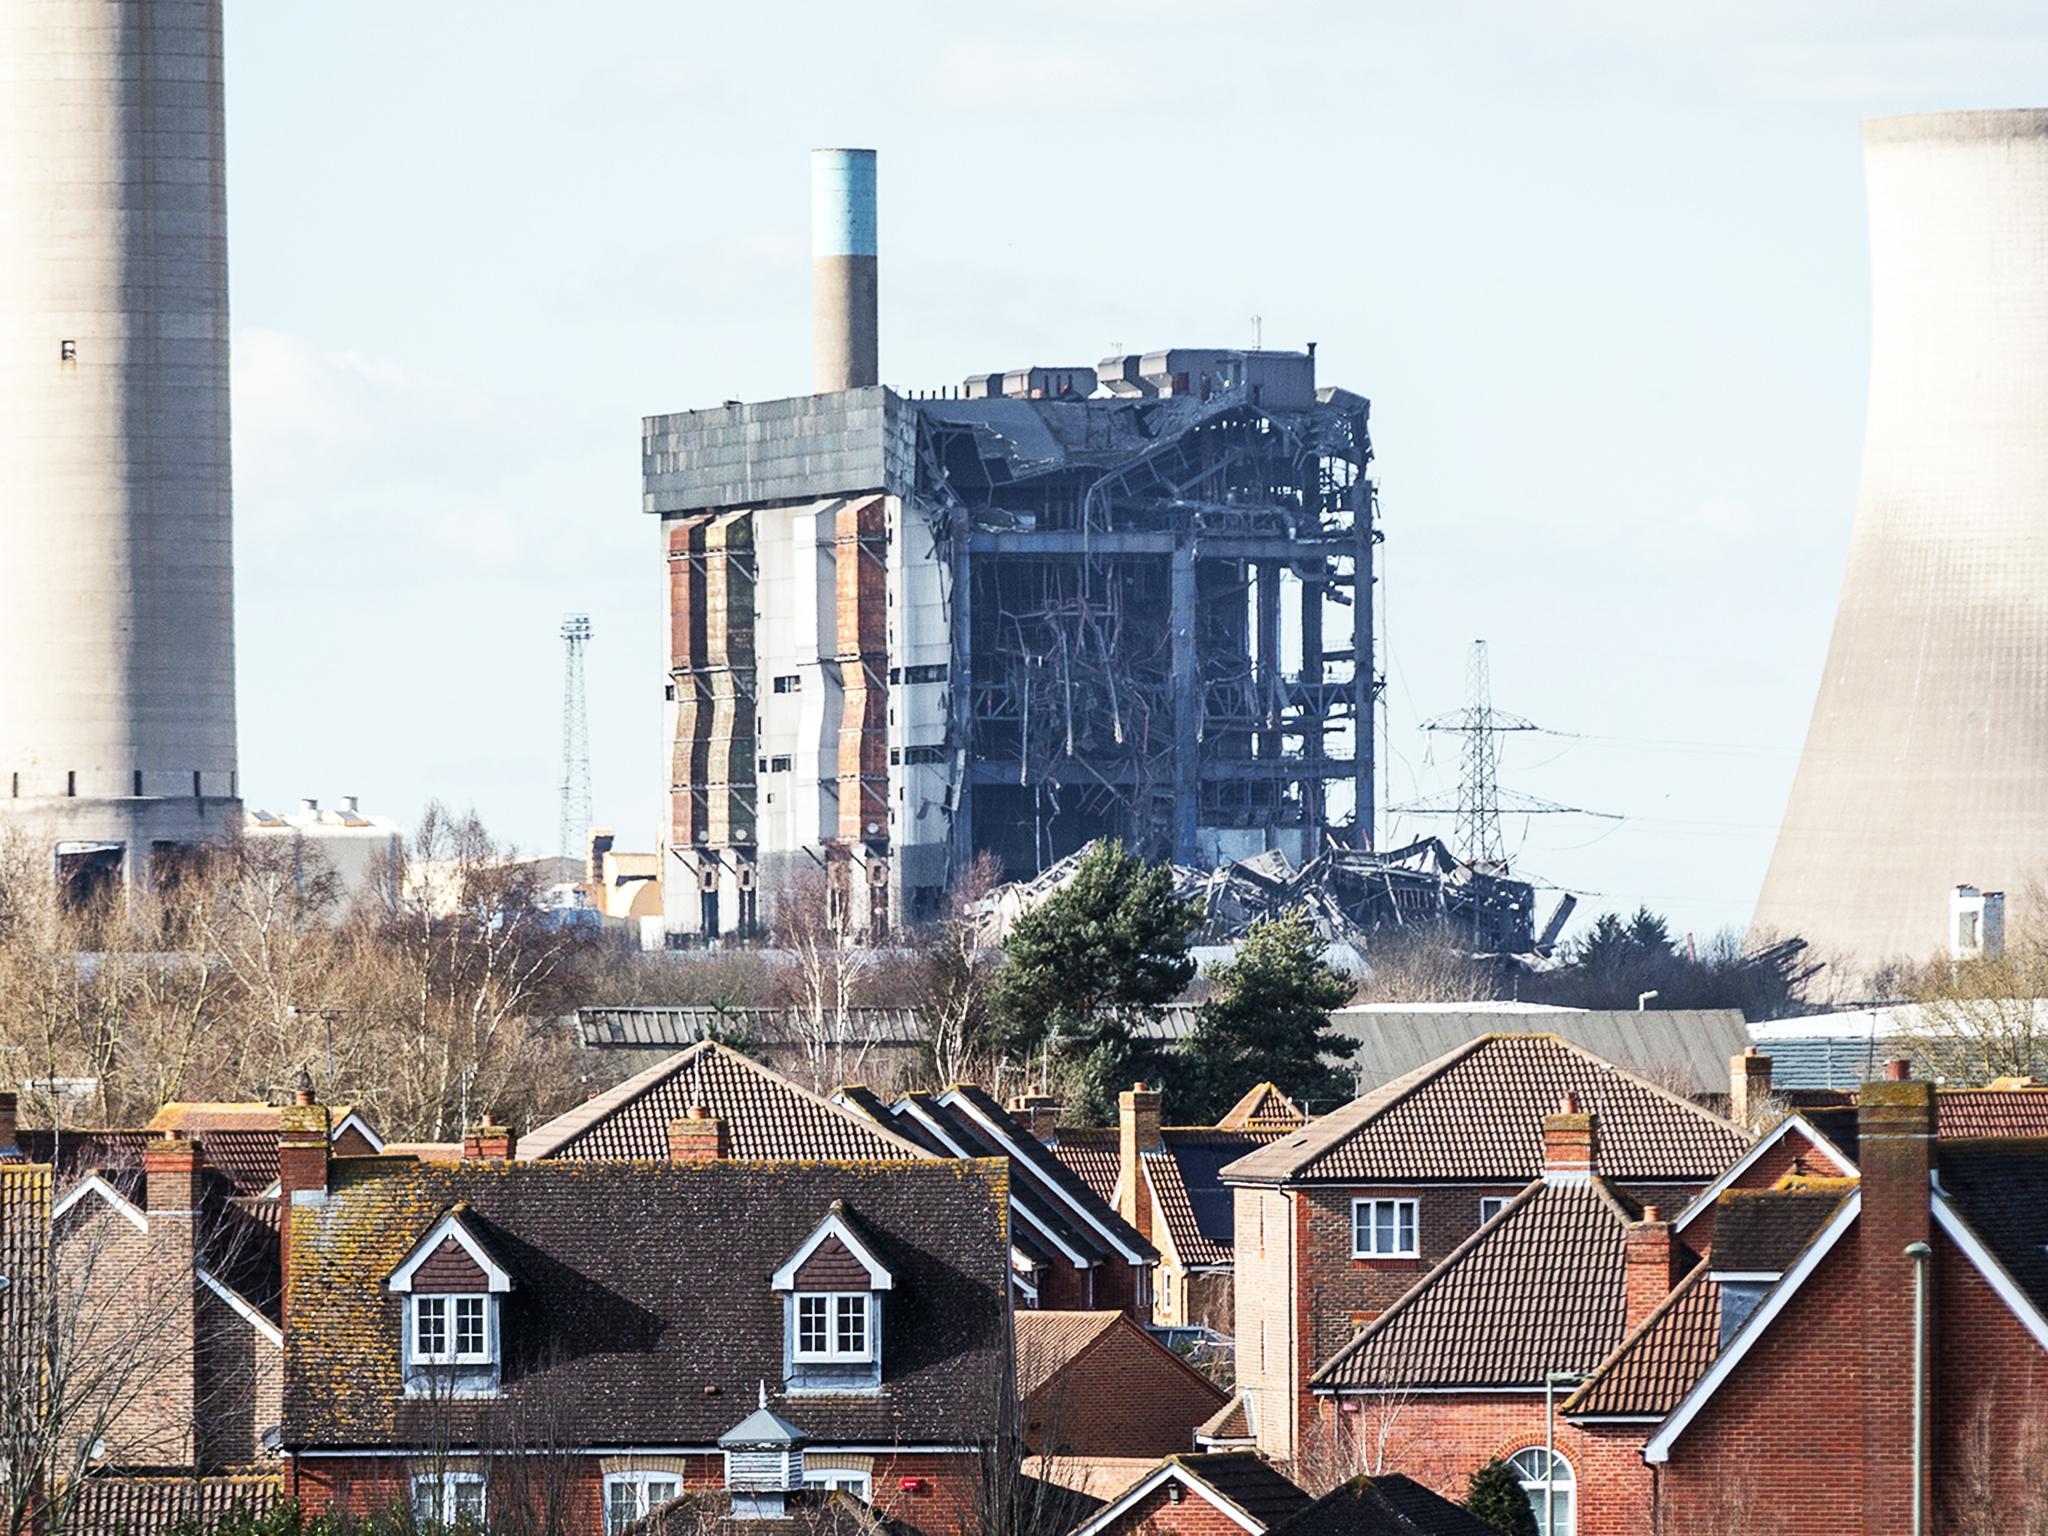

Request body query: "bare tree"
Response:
[776, 865, 879, 1093]
[919, 853, 1005, 1088]
[1897, 879, 2048, 1083]
[1942, 1402, 2048, 1536]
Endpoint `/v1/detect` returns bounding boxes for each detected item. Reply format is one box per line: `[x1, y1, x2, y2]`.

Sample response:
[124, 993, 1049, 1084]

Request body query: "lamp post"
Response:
[1544, 1370, 1591, 1535]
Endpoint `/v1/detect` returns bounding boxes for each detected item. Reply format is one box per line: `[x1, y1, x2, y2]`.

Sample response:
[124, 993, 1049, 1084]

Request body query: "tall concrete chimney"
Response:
[1756, 111, 2048, 977]
[811, 148, 878, 393]
[0, 0, 240, 891]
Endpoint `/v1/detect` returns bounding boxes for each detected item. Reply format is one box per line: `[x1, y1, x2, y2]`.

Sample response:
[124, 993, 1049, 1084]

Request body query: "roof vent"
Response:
[720, 1384, 810, 1519]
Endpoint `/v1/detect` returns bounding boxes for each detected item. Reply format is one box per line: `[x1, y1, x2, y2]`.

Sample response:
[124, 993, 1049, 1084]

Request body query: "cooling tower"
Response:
[0, 0, 239, 891]
[1754, 110, 2048, 977]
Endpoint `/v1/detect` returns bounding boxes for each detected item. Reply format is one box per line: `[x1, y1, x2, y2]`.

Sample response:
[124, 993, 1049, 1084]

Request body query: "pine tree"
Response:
[984, 840, 1199, 1122]
[1176, 908, 1353, 1122]
[1465, 1460, 1539, 1536]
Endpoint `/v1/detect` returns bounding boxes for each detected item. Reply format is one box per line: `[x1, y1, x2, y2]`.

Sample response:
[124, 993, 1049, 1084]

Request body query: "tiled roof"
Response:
[896, 1094, 1117, 1268]
[1711, 1186, 1854, 1275]
[1153, 1130, 1278, 1265]
[1, 1162, 52, 1385]
[1195, 1393, 1254, 1444]
[939, 1086, 1156, 1264]
[1937, 1089, 2048, 1139]
[1145, 1151, 1221, 1266]
[12, 1129, 155, 1186]
[1936, 1137, 2048, 1321]
[520, 1041, 929, 1161]
[284, 1157, 1010, 1450]
[148, 1102, 355, 1134]
[1564, 1266, 1722, 1418]
[1216, 1082, 1306, 1131]
[1172, 1453, 1315, 1528]
[1050, 1129, 1120, 1205]
[1273, 1474, 1503, 1536]
[1014, 1309, 1124, 1396]
[1313, 1180, 1637, 1390]
[65, 1476, 282, 1536]
[1224, 1035, 1747, 1185]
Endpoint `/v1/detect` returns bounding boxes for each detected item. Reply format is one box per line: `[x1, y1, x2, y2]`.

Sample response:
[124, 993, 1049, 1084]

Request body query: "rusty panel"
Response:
[667, 518, 713, 850]
[704, 512, 757, 850]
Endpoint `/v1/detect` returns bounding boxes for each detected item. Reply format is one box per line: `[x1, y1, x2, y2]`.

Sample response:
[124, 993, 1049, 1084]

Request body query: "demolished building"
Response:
[644, 150, 1378, 940]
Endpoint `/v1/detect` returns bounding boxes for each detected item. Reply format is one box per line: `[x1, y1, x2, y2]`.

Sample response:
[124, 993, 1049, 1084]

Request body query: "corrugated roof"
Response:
[577, 1006, 927, 1050]
[1332, 1008, 1753, 1096]
[1224, 1035, 1747, 1185]
[1313, 1180, 1636, 1390]
[520, 1041, 929, 1162]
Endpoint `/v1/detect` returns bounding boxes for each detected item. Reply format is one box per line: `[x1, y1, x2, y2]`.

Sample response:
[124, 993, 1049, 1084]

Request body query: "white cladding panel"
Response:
[1757, 110, 2048, 975]
[0, 1, 238, 849]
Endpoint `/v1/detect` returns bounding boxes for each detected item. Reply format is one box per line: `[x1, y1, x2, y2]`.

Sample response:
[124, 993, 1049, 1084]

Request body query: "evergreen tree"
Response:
[1465, 1460, 1539, 1536]
[985, 840, 1199, 1122]
[1176, 908, 1354, 1122]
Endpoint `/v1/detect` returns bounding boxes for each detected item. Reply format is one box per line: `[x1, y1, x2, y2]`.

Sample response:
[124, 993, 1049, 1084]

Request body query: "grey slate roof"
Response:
[1273, 1474, 1503, 1536]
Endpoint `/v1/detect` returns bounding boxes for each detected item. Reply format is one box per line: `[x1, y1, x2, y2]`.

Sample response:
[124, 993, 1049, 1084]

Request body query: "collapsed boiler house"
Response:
[644, 150, 1379, 941]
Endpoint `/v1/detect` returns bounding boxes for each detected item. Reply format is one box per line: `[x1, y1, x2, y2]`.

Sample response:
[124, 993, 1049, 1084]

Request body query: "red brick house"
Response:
[1015, 1310, 1227, 1459]
[1068, 1451, 1499, 1536]
[279, 1109, 1012, 1536]
[1049, 1084, 1305, 1336]
[1219, 1035, 1749, 1465]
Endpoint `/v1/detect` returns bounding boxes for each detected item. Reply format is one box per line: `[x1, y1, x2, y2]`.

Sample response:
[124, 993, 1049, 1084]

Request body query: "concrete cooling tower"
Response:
[0, 0, 239, 898]
[1755, 110, 2048, 978]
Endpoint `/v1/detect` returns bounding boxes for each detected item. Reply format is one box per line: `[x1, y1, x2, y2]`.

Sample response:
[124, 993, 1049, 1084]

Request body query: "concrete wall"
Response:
[0, 1, 240, 874]
[1757, 110, 2048, 976]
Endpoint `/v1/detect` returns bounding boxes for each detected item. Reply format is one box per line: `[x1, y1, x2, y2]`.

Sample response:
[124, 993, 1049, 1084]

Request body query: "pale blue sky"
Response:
[222, 2, 2048, 944]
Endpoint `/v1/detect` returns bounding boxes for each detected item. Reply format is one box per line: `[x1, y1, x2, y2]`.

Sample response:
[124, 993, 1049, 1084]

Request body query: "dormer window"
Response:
[774, 1202, 893, 1392]
[388, 1206, 514, 1396]
[794, 1292, 872, 1362]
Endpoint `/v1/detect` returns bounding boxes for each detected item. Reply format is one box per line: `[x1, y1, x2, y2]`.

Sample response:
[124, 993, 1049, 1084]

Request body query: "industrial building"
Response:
[0, 0, 240, 900]
[645, 151, 1379, 939]
[1757, 110, 2048, 976]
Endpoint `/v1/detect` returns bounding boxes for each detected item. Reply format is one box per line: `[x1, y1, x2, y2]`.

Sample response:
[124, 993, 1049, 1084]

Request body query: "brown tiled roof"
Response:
[1217, 1082, 1306, 1131]
[65, 1475, 281, 1536]
[1144, 1151, 1220, 1265]
[1050, 1129, 1120, 1205]
[1563, 1266, 1722, 1418]
[1, 1162, 52, 1386]
[148, 1102, 354, 1134]
[1014, 1309, 1124, 1396]
[1170, 1453, 1315, 1528]
[1224, 1035, 1746, 1185]
[1152, 1130, 1279, 1267]
[520, 1041, 929, 1162]
[284, 1157, 1010, 1451]
[1273, 1474, 1503, 1536]
[1195, 1393, 1254, 1444]
[1313, 1180, 1637, 1390]
[1937, 1089, 2048, 1139]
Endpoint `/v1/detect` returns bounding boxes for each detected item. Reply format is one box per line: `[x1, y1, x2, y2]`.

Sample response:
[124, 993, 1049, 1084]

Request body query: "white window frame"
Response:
[792, 1290, 874, 1362]
[410, 1293, 494, 1366]
[412, 1472, 485, 1528]
[1480, 1196, 1512, 1225]
[803, 1469, 873, 1501]
[1508, 1447, 1574, 1536]
[1350, 1198, 1420, 1259]
[603, 1471, 681, 1534]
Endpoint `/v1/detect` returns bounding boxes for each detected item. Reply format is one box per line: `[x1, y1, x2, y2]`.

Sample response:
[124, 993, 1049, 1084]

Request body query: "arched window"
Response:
[1507, 1448, 1574, 1536]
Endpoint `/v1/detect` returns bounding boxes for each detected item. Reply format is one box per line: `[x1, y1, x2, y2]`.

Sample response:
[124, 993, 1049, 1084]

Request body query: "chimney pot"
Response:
[1886, 1058, 1911, 1081]
[1542, 1098, 1598, 1185]
[463, 1116, 517, 1160]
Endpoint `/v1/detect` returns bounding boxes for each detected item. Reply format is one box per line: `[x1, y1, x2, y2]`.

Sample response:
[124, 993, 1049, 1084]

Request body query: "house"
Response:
[1047, 1084, 1306, 1335]
[1015, 1310, 1227, 1459]
[1219, 1035, 1751, 1464]
[838, 1082, 1157, 1315]
[279, 1102, 1011, 1536]
[1067, 1452, 1500, 1536]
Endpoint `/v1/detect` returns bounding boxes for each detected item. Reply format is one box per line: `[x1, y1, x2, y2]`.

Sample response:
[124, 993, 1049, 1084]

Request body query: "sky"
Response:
[221, 2, 2048, 945]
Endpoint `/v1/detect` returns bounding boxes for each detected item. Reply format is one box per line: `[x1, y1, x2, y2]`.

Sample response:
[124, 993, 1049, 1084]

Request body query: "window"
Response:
[903, 663, 948, 685]
[1508, 1448, 1573, 1536]
[412, 1473, 485, 1529]
[604, 1473, 680, 1535]
[1480, 1196, 1512, 1225]
[1351, 1199, 1419, 1258]
[804, 1470, 872, 1501]
[902, 745, 945, 765]
[769, 755, 793, 773]
[773, 674, 802, 694]
[793, 1291, 873, 1361]
[411, 1295, 491, 1365]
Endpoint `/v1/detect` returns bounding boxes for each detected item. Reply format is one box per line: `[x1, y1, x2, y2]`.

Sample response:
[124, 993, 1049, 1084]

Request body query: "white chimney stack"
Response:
[811, 148, 877, 393]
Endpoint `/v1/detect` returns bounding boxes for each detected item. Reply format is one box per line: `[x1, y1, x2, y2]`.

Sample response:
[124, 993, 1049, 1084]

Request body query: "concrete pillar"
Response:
[811, 149, 877, 392]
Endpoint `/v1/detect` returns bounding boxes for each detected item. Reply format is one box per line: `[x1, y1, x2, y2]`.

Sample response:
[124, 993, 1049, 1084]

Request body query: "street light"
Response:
[1543, 1370, 1591, 1536]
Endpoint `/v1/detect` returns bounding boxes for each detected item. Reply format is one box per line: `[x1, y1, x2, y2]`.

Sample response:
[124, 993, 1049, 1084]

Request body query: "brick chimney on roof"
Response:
[1624, 1205, 1676, 1332]
[143, 1134, 204, 1215]
[463, 1115, 517, 1161]
[1858, 1063, 1935, 1536]
[141, 1134, 201, 1465]
[1543, 1091, 1597, 1185]
[1005, 1093, 1061, 1143]
[1731, 1046, 1773, 1132]
[670, 1105, 729, 1162]
[1117, 1082, 1162, 1240]
[277, 1096, 332, 1329]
